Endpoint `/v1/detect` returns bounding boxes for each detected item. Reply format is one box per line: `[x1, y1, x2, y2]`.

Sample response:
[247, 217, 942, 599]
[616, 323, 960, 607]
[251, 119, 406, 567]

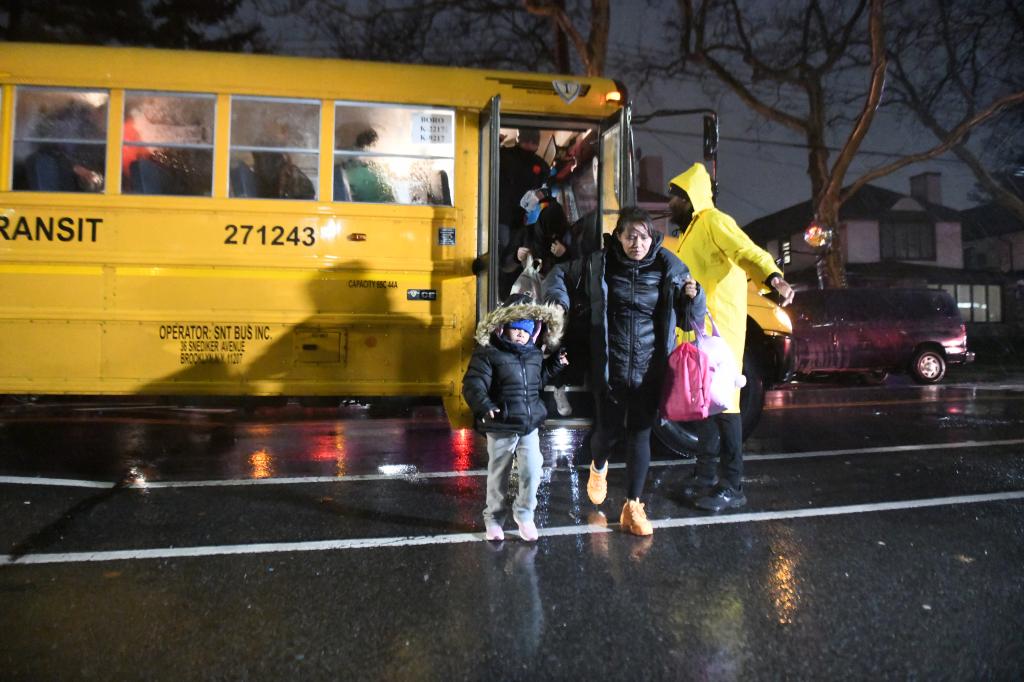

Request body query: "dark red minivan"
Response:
[789, 288, 975, 384]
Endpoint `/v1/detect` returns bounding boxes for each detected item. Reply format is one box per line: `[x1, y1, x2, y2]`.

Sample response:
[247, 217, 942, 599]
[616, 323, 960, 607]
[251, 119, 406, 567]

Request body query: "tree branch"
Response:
[701, 52, 808, 132]
[819, 0, 868, 73]
[840, 89, 1024, 204]
[524, 0, 604, 75]
[824, 0, 886, 201]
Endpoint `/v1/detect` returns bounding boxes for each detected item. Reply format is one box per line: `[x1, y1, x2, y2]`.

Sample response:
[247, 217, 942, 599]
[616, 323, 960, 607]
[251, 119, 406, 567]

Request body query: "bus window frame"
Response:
[122, 89, 218, 198]
[228, 94, 322, 201]
[333, 99, 457, 207]
[11, 85, 111, 194]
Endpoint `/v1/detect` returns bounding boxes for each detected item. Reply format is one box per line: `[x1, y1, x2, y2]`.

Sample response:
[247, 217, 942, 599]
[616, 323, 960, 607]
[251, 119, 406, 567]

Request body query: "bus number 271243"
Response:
[224, 224, 316, 247]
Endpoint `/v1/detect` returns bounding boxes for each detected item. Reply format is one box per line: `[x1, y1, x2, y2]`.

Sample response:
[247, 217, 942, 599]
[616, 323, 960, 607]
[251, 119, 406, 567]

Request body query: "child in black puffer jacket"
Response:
[462, 296, 567, 542]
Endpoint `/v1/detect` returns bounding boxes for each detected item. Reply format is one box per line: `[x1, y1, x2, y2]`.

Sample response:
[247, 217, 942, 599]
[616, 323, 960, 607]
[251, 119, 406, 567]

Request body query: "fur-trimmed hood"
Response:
[474, 301, 565, 348]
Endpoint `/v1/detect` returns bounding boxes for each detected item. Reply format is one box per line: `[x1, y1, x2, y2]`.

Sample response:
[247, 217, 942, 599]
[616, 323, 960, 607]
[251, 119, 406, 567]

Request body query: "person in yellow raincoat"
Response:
[668, 162, 794, 512]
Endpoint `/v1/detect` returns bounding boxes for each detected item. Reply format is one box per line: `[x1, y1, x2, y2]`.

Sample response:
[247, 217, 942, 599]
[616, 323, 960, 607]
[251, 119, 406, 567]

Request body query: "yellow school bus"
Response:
[0, 42, 636, 428]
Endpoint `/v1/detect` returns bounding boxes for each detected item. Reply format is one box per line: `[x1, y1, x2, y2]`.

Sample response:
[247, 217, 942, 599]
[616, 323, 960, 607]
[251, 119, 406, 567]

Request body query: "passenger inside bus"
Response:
[121, 109, 148, 188]
[254, 151, 315, 199]
[341, 128, 396, 203]
[503, 183, 573, 280]
[17, 98, 106, 193]
[498, 128, 549, 295]
[495, 126, 605, 298]
[118, 94, 216, 196]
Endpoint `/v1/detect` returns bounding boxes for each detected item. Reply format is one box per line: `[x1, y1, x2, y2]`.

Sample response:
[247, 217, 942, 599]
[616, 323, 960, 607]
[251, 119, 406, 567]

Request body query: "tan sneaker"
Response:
[620, 499, 653, 536]
[586, 462, 608, 505]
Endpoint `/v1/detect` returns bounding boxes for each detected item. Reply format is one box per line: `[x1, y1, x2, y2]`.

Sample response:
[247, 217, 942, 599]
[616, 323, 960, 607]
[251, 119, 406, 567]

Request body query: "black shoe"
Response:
[694, 486, 747, 512]
[681, 474, 718, 501]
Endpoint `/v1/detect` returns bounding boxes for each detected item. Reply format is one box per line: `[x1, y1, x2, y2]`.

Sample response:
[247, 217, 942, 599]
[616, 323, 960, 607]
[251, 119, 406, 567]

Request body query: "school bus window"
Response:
[11, 87, 108, 193]
[229, 96, 319, 200]
[123, 91, 215, 196]
[334, 103, 454, 206]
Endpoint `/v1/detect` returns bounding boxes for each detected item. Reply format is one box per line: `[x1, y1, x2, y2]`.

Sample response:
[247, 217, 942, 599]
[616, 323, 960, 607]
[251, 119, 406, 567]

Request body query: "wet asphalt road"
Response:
[1, 366, 1023, 680]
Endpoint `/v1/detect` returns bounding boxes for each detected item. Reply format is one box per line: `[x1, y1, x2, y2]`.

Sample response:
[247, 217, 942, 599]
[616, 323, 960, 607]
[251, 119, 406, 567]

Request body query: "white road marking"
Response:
[0, 476, 113, 489]
[3, 490, 1021, 566]
[739, 437, 1024, 462]
[1, 438, 1022, 490]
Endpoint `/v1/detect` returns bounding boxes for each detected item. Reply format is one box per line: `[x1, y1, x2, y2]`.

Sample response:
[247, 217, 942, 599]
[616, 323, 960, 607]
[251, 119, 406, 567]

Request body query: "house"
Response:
[742, 173, 1012, 340]
[961, 201, 1024, 273]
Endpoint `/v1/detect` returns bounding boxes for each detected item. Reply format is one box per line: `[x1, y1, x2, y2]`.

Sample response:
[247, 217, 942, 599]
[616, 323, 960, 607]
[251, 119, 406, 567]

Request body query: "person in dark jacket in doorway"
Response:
[543, 207, 706, 535]
[462, 295, 567, 542]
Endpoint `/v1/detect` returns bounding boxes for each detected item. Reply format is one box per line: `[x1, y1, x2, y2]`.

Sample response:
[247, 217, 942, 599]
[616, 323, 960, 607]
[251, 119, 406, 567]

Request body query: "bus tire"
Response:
[652, 415, 699, 456]
[652, 350, 767, 456]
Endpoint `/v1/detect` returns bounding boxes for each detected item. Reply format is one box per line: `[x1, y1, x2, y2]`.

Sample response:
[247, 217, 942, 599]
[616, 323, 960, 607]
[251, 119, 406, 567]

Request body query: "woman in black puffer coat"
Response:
[543, 207, 706, 535]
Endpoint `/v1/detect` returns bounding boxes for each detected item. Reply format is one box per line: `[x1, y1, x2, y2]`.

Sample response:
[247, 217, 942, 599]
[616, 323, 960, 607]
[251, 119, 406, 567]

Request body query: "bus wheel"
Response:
[652, 415, 698, 456]
[653, 351, 766, 456]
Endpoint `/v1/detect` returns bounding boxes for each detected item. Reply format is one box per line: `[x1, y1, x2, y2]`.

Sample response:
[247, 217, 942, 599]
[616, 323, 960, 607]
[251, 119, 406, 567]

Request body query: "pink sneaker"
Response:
[484, 521, 504, 542]
[515, 518, 539, 542]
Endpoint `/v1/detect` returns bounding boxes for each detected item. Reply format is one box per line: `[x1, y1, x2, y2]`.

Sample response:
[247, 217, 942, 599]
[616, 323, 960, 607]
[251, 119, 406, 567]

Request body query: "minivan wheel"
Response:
[911, 348, 946, 384]
[861, 370, 889, 385]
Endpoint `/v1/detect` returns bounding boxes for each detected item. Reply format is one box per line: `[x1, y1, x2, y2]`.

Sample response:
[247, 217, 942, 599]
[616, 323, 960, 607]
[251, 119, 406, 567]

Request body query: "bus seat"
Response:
[130, 158, 177, 195]
[230, 162, 259, 197]
[427, 169, 451, 205]
[333, 164, 351, 201]
[437, 170, 451, 205]
[25, 151, 78, 191]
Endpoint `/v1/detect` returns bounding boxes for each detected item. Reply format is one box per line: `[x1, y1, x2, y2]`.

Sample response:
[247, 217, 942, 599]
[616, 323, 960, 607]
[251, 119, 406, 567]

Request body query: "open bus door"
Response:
[477, 95, 502, 316]
[443, 95, 500, 430]
[597, 103, 635, 236]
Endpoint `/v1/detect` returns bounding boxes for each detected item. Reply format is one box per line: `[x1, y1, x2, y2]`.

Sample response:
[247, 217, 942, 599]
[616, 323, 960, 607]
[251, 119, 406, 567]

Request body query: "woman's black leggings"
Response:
[590, 392, 655, 500]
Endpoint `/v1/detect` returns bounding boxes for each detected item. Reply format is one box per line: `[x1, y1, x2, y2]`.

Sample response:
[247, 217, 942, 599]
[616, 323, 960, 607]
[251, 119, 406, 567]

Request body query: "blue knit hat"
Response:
[507, 319, 536, 335]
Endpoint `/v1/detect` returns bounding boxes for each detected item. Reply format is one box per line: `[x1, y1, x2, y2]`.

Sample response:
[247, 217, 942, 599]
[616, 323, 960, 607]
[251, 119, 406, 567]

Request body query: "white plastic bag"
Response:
[693, 312, 746, 414]
[510, 253, 543, 303]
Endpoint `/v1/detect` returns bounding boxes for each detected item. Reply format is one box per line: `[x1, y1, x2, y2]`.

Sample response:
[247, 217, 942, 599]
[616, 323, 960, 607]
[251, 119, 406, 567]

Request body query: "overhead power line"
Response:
[636, 126, 967, 164]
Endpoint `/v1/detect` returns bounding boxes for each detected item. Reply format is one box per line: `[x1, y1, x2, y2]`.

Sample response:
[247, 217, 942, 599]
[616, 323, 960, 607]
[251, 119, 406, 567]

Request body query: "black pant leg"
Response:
[589, 393, 623, 469]
[718, 413, 744, 490]
[693, 416, 722, 483]
[624, 426, 653, 499]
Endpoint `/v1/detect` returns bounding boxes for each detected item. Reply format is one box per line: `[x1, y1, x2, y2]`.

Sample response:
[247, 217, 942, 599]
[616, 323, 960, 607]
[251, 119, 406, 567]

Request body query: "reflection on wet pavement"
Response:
[1, 379, 1023, 680]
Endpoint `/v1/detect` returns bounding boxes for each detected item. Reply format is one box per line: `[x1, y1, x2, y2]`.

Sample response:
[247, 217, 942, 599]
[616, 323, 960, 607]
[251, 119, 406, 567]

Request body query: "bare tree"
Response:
[2, 0, 263, 51]
[671, 0, 1024, 288]
[288, 1, 552, 70]
[286, 0, 611, 77]
[886, 0, 1024, 223]
[523, 0, 609, 76]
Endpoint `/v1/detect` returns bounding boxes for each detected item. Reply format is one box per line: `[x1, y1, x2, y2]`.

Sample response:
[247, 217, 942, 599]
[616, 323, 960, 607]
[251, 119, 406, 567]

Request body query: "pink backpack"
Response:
[661, 340, 712, 422]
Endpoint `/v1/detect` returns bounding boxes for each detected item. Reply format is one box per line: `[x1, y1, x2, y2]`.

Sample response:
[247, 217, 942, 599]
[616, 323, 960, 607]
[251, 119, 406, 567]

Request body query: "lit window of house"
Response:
[935, 283, 1002, 323]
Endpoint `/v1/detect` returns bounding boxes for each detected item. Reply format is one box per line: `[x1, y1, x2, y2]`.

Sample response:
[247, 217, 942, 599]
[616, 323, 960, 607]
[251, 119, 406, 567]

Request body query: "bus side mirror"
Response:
[702, 114, 718, 161]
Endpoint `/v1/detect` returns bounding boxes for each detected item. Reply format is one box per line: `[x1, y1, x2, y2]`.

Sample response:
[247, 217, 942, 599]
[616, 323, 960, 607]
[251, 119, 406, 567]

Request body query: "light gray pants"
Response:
[484, 429, 542, 525]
